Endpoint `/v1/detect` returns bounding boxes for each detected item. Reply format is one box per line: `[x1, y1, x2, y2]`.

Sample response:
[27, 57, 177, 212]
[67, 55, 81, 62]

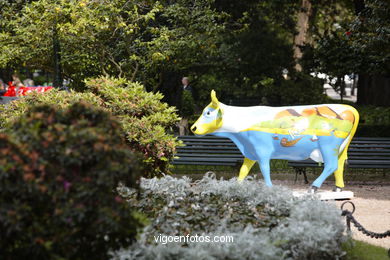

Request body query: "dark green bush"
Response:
[0, 76, 180, 176]
[0, 102, 143, 260]
[261, 73, 327, 106]
[355, 106, 390, 137]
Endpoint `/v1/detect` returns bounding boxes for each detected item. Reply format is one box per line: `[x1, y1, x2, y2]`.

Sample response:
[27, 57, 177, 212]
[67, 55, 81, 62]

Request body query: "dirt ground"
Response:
[274, 180, 390, 249]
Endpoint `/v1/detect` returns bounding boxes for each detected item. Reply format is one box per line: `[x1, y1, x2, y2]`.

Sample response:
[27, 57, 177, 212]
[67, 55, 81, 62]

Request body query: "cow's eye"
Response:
[206, 111, 211, 116]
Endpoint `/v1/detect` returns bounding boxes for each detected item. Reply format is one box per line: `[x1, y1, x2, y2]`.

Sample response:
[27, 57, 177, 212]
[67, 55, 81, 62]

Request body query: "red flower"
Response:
[345, 31, 352, 36]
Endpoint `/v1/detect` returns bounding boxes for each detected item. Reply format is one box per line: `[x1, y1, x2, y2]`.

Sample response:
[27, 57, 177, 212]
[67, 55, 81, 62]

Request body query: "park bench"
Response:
[173, 135, 243, 167]
[173, 136, 390, 182]
[288, 137, 390, 183]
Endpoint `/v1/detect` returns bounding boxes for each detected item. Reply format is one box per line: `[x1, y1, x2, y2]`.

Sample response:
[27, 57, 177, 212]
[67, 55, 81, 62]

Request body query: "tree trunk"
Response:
[293, 0, 312, 71]
[357, 74, 390, 106]
[340, 76, 344, 101]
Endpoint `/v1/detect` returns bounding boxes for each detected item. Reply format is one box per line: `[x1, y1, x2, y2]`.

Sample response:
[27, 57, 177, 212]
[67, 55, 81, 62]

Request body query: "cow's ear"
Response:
[211, 90, 219, 107]
[217, 108, 223, 118]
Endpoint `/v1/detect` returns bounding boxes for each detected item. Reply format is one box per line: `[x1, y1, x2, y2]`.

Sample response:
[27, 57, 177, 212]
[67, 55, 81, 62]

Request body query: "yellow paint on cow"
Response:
[316, 106, 340, 119]
[333, 105, 360, 188]
[238, 157, 256, 181]
[275, 110, 293, 119]
[210, 90, 219, 109]
[191, 108, 223, 135]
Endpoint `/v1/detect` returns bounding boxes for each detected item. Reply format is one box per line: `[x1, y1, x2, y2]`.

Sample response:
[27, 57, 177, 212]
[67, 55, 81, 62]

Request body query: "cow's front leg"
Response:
[311, 148, 339, 190]
[238, 157, 256, 182]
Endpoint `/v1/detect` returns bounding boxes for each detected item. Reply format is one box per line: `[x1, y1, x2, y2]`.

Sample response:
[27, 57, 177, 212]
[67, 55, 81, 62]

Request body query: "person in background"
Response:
[0, 79, 7, 96]
[178, 77, 195, 135]
[12, 74, 24, 88]
[181, 77, 192, 93]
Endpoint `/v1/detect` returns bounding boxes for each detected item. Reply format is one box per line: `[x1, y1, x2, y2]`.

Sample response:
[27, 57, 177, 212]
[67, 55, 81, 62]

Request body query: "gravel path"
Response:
[274, 180, 390, 249]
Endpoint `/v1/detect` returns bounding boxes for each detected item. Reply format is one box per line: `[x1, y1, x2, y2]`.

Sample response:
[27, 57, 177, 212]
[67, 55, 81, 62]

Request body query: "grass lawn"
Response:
[344, 240, 389, 260]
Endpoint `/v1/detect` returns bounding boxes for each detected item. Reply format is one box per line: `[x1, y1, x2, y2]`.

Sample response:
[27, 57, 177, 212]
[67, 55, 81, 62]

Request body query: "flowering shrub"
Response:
[115, 174, 346, 259]
[0, 77, 180, 176]
[0, 103, 143, 259]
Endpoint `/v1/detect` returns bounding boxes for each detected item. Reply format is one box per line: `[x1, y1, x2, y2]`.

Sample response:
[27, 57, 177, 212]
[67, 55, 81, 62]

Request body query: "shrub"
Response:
[355, 105, 390, 137]
[115, 174, 347, 260]
[85, 77, 180, 177]
[0, 102, 144, 260]
[0, 76, 180, 176]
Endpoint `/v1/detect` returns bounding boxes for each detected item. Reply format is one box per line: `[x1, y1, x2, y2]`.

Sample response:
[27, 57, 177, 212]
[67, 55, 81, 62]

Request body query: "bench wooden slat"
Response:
[176, 154, 243, 158]
[173, 135, 390, 172]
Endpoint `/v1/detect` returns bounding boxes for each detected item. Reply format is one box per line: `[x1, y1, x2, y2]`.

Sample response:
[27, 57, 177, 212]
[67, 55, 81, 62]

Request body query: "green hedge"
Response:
[0, 102, 143, 259]
[355, 106, 390, 137]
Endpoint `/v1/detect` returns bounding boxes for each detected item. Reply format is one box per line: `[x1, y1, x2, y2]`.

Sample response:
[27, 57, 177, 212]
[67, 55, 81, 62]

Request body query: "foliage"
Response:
[308, 0, 389, 84]
[355, 105, 390, 137]
[357, 106, 390, 126]
[115, 174, 347, 259]
[0, 77, 180, 176]
[0, 0, 325, 107]
[0, 89, 102, 129]
[261, 73, 326, 106]
[312, 30, 357, 75]
[342, 239, 389, 260]
[189, 0, 300, 106]
[0, 0, 226, 91]
[0, 102, 143, 259]
[85, 77, 180, 176]
[0, 0, 164, 89]
[179, 90, 195, 117]
[348, 0, 390, 75]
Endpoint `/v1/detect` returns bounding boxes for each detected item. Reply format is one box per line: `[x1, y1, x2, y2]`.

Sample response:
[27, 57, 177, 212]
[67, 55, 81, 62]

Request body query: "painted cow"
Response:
[191, 90, 359, 191]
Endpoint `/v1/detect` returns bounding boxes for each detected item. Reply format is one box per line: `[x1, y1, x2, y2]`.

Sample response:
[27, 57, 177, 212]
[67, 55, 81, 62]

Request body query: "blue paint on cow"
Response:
[211, 131, 345, 187]
[199, 107, 217, 124]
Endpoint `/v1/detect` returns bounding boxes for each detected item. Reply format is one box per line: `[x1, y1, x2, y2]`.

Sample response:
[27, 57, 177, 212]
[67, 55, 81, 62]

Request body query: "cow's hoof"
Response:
[308, 186, 318, 194]
[333, 186, 343, 192]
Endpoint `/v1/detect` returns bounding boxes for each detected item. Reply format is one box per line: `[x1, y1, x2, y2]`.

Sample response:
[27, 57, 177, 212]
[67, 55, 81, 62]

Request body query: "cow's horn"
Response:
[211, 90, 219, 107]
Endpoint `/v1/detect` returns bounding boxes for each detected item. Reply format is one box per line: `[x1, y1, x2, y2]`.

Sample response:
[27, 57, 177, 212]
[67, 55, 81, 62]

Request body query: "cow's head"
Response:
[191, 90, 223, 135]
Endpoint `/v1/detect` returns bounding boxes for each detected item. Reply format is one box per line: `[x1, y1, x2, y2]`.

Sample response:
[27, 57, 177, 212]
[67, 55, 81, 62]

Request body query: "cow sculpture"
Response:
[190, 90, 359, 192]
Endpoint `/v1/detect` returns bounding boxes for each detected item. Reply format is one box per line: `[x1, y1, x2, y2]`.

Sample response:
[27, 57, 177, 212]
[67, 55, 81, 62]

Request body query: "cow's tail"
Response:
[335, 105, 359, 188]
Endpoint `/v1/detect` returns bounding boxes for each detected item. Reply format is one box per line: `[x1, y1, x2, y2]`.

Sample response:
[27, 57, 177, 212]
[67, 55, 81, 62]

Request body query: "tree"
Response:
[0, 0, 226, 92]
[350, 0, 390, 106]
[304, 0, 389, 106]
[0, 0, 167, 89]
[1, 0, 328, 107]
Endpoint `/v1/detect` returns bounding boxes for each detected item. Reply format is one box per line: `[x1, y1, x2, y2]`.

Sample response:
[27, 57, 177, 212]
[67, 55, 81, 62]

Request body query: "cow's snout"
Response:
[191, 125, 197, 133]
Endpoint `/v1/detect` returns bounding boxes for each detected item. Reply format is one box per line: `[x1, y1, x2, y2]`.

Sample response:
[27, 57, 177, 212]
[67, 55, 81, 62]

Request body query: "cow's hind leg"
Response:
[238, 157, 256, 182]
[258, 157, 272, 187]
[312, 149, 339, 189]
[333, 152, 347, 190]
